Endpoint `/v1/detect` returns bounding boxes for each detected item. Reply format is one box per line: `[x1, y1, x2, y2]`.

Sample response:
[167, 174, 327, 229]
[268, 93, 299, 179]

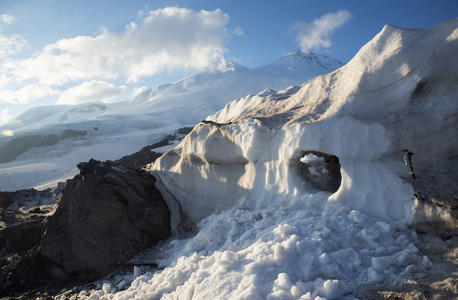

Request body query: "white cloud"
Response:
[56, 80, 125, 105]
[291, 10, 352, 51]
[0, 109, 13, 125]
[0, 14, 26, 57]
[11, 7, 230, 85]
[233, 27, 244, 36]
[0, 14, 15, 26]
[0, 84, 57, 105]
[0, 33, 26, 57]
[0, 75, 10, 89]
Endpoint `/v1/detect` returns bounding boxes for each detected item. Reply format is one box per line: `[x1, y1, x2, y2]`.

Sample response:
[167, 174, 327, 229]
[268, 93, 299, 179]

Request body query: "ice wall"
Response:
[152, 18, 458, 233]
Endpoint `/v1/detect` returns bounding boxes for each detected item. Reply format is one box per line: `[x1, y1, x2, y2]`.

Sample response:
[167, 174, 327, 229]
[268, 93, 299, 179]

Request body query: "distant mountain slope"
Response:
[0, 51, 342, 191]
[1, 51, 341, 135]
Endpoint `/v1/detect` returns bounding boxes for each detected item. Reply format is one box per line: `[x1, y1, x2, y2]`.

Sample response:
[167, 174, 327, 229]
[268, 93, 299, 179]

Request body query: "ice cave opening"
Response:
[296, 151, 342, 193]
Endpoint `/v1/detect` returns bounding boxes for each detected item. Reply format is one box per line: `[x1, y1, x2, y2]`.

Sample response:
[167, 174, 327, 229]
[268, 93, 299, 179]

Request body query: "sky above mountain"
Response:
[0, 0, 456, 125]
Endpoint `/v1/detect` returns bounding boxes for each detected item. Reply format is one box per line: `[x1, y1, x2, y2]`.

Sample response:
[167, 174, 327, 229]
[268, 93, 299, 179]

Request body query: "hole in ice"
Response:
[296, 151, 341, 193]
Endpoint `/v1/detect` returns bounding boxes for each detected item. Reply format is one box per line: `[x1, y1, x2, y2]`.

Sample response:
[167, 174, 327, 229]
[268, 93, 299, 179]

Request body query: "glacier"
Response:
[153, 19, 458, 230]
[88, 19, 458, 299]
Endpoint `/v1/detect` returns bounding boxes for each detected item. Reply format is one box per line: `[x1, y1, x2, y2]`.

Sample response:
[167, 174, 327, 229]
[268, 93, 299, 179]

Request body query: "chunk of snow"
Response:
[300, 153, 324, 164]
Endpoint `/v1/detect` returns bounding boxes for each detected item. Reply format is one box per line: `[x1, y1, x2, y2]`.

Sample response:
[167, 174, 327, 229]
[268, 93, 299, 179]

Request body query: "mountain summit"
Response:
[278, 50, 343, 69]
[131, 51, 341, 105]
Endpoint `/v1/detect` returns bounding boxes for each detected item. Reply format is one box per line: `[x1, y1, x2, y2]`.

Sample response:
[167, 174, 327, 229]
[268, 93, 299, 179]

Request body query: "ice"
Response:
[89, 205, 431, 299]
[102, 284, 111, 295]
[154, 19, 458, 228]
[126, 18, 457, 299]
[299, 153, 324, 164]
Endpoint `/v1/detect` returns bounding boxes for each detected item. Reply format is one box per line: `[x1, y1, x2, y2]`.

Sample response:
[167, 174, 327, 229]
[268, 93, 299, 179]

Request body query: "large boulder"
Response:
[40, 159, 170, 279]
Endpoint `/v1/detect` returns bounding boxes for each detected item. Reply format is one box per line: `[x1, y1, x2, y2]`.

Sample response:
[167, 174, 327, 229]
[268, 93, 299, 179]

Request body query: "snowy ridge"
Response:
[2, 102, 112, 132]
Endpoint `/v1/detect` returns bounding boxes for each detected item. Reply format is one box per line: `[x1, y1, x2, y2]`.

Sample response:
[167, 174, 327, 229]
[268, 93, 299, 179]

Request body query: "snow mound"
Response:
[106, 206, 430, 300]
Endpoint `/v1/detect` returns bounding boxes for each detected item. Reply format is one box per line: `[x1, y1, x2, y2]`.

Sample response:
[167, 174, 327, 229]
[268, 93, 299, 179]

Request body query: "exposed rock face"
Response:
[40, 159, 171, 279]
[0, 134, 59, 163]
[0, 188, 60, 295]
[115, 138, 170, 169]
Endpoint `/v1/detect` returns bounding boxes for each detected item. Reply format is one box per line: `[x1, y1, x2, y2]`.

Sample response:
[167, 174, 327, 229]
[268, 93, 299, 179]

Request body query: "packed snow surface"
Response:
[97, 205, 430, 300]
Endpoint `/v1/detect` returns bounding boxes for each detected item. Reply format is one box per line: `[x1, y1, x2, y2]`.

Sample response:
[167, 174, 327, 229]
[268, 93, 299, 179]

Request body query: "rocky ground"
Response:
[0, 157, 171, 299]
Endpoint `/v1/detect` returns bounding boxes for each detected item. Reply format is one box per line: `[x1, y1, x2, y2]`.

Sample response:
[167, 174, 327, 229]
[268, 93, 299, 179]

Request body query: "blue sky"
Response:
[0, 0, 457, 125]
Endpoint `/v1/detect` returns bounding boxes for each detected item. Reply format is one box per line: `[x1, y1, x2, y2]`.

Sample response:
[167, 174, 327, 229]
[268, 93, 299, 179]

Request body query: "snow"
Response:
[299, 153, 324, 164]
[153, 18, 458, 227]
[7, 18, 458, 299]
[82, 205, 431, 300]
[0, 51, 339, 191]
[108, 19, 457, 299]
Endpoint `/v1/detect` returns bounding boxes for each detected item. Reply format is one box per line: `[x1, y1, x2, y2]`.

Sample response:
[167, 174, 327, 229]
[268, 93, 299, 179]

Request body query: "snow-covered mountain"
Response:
[122, 19, 457, 299]
[0, 51, 342, 191]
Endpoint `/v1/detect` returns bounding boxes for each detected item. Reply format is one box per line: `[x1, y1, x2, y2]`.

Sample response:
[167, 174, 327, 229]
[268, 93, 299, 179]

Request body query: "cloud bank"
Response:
[291, 10, 352, 51]
[0, 84, 57, 105]
[57, 81, 125, 105]
[10, 7, 230, 86]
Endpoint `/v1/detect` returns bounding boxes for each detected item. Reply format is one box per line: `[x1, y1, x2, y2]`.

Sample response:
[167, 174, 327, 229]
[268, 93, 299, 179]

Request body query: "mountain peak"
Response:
[204, 59, 248, 74]
[279, 50, 343, 68]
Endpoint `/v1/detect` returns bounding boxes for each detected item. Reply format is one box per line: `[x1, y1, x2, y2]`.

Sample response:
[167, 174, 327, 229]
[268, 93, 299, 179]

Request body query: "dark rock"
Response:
[40, 159, 170, 280]
[115, 139, 170, 169]
[176, 126, 194, 135]
[2, 211, 42, 255]
[296, 151, 342, 193]
[0, 187, 60, 210]
[0, 188, 61, 296]
[0, 135, 60, 163]
[0, 244, 63, 297]
[60, 129, 87, 139]
[0, 188, 59, 258]
[115, 128, 194, 170]
[0, 192, 13, 208]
